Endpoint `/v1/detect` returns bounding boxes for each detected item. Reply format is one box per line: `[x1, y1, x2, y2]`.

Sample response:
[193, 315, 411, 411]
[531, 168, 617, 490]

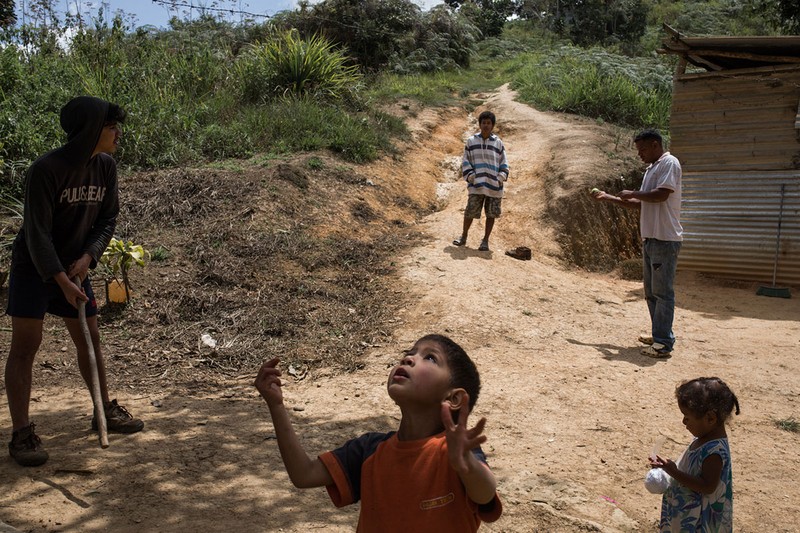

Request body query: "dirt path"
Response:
[2, 86, 799, 532]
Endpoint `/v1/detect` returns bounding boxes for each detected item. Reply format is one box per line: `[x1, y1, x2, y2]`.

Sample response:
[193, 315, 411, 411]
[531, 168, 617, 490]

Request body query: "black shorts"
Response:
[6, 265, 97, 319]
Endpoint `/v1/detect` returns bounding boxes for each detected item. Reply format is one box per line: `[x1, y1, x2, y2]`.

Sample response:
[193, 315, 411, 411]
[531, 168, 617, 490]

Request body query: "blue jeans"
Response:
[642, 239, 681, 350]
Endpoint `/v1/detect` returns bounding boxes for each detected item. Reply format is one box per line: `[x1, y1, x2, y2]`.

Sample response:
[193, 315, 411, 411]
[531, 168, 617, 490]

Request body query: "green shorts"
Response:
[464, 194, 502, 219]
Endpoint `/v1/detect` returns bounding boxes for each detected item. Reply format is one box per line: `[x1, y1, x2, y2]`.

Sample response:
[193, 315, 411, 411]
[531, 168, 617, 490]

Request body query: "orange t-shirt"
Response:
[319, 431, 502, 532]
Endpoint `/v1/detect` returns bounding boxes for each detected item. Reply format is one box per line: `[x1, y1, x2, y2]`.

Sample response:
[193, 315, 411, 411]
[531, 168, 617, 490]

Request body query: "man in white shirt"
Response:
[591, 129, 682, 358]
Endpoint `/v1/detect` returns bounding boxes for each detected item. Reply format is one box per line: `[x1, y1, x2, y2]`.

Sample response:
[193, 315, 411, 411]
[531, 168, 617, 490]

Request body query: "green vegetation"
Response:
[99, 237, 150, 303]
[236, 30, 362, 101]
[775, 417, 800, 433]
[0, 13, 407, 195]
[509, 44, 673, 130]
[0, 0, 793, 201]
[150, 246, 171, 262]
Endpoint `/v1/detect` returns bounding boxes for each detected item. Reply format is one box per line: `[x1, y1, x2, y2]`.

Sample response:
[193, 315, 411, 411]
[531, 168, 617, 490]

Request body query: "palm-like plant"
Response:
[237, 30, 362, 102]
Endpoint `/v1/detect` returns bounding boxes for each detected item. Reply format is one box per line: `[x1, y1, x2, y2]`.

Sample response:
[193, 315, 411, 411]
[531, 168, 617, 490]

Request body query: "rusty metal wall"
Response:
[669, 65, 800, 286]
[679, 172, 800, 285]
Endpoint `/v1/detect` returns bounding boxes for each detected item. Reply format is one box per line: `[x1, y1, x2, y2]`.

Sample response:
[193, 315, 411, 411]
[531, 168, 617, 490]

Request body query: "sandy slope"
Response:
[1, 86, 798, 532]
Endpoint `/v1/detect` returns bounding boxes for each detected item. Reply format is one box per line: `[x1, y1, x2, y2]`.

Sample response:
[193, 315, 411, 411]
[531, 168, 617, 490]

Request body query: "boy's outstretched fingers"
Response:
[254, 357, 283, 404]
[442, 394, 488, 474]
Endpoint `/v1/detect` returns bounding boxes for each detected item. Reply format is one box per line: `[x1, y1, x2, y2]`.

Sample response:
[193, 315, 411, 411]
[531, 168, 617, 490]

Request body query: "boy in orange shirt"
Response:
[254, 334, 502, 531]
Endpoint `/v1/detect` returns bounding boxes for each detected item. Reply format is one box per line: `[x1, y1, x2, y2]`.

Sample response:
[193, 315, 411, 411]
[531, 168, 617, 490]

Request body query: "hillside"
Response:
[1, 86, 798, 532]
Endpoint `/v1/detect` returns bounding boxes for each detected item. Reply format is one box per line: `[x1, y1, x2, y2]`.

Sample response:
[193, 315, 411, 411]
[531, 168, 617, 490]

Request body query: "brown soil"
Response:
[2, 85, 799, 532]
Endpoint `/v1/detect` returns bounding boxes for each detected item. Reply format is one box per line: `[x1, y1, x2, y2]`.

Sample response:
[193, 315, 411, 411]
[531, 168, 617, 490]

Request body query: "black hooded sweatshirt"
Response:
[12, 96, 119, 282]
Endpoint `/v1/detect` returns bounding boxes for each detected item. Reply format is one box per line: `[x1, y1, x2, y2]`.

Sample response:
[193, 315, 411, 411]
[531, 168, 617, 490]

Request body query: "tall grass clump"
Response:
[236, 30, 362, 102]
[509, 45, 673, 130]
[241, 98, 398, 163]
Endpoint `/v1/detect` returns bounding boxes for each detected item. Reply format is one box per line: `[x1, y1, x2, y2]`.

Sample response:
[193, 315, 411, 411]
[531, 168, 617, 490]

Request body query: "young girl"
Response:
[650, 377, 740, 532]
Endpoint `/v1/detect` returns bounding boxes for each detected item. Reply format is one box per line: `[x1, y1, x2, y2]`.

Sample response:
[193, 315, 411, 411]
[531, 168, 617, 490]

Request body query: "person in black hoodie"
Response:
[5, 96, 144, 467]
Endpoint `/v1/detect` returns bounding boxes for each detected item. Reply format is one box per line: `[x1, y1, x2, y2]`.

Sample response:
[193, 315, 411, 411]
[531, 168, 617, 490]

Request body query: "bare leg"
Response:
[461, 217, 473, 240]
[483, 217, 495, 241]
[5, 317, 44, 431]
[63, 316, 110, 405]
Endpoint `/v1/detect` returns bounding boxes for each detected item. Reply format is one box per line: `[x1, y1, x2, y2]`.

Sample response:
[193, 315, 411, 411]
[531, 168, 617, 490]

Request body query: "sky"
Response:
[16, 1, 444, 30]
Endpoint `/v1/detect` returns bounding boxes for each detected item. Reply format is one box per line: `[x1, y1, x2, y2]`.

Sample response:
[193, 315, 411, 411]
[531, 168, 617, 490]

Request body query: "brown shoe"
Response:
[92, 399, 144, 434]
[505, 246, 531, 260]
[9, 423, 49, 467]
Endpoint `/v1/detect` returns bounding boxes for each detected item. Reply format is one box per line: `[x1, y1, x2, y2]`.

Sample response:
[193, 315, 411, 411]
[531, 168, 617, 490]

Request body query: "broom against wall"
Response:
[757, 184, 791, 299]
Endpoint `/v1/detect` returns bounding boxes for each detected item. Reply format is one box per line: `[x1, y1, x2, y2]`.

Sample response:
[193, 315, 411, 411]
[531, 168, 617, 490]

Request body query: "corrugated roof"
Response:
[659, 24, 800, 71]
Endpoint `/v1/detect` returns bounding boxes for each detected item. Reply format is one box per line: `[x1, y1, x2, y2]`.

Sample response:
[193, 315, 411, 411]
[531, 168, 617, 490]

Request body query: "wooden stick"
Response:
[75, 276, 109, 448]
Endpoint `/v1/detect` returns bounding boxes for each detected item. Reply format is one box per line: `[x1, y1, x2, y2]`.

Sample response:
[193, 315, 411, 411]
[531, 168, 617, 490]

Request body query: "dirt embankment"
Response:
[2, 85, 799, 533]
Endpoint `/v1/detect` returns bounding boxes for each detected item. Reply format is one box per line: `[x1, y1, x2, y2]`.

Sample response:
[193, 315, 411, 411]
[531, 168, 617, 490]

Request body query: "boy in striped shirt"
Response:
[453, 111, 510, 252]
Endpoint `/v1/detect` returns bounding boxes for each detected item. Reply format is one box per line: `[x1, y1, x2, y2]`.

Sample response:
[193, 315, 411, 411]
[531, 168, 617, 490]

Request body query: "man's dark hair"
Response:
[415, 334, 481, 412]
[634, 128, 662, 146]
[478, 111, 496, 126]
[106, 103, 127, 124]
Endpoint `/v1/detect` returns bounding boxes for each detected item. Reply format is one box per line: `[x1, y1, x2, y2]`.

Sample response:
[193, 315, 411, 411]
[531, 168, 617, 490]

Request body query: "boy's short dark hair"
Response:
[417, 334, 481, 412]
[478, 111, 496, 126]
[106, 103, 127, 124]
[634, 128, 662, 146]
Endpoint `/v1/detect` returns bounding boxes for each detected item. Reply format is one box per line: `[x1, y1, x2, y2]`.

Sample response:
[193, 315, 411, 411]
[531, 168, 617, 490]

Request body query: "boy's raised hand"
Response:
[441, 393, 487, 475]
[254, 358, 284, 406]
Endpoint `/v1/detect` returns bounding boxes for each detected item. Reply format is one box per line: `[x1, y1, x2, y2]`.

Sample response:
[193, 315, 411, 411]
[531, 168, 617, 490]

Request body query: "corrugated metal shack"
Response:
[660, 25, 800, 286]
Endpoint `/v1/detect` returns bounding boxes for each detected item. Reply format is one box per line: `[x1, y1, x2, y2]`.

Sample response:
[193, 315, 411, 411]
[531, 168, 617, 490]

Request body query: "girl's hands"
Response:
[441, 393, 487, 475]
[254, 358, 284, 407]
[650, 454, 678, 477]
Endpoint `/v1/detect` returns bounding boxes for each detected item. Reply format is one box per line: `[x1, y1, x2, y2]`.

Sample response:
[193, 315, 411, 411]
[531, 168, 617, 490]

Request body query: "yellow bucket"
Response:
[107, 280, 131, 303]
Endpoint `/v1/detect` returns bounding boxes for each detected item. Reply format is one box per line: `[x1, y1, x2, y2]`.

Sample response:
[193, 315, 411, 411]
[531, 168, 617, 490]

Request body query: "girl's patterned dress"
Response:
[660, 438, 732, 532]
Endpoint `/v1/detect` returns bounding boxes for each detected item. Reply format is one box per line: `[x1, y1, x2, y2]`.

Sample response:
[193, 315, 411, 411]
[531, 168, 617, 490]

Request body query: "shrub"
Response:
[236, 30, 362, 102]
[278, 0, 422, 70]
[510, 45, 672, 130]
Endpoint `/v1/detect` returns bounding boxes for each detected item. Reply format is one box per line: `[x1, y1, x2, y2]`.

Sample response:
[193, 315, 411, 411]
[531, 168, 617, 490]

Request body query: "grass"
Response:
[508, 45, 672, 130]
[774, 417, 799, 433]
[150, 246, 171, 262]
[366, 62, 506, 108]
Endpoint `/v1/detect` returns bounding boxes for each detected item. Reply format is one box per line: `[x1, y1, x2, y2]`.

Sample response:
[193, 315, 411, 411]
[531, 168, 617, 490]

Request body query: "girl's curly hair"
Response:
[676, 377, 740, 423]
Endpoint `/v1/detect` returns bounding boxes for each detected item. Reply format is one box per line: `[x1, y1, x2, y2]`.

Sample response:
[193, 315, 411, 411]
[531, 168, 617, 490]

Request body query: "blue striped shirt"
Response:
[462, 133, 509, 199]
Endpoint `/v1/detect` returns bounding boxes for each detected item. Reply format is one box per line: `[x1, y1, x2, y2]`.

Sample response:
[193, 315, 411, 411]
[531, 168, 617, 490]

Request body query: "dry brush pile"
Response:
[105, 155, 432, 390]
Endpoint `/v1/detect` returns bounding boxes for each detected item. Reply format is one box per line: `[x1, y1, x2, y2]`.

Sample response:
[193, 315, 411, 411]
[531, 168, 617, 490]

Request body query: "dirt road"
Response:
[2, 86, 798, 532]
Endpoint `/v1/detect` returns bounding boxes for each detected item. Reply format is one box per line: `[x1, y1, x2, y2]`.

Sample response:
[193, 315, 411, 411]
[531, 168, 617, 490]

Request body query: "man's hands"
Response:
[52, 253, 95, 309]
[54, 272, 88, 309]
[590, 188, 642, 210]
[67, 253, 93, 283]
[255, 357, 284, 407]
[441, 394, 487, 475]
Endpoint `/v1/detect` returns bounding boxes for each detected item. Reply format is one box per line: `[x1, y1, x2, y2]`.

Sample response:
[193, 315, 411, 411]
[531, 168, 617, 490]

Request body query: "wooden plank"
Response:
[686, 49, 800, 64]
[675, 64, 800, 79]
[687, 53, 723, 71]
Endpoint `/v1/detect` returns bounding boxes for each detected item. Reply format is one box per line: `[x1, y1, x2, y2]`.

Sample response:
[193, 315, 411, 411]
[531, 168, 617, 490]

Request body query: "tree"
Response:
[755, 0, 800, 34]
[0, 0, 15, 28]
[516, 0, 648, 47]
[446, 0, 515, 39]
[278, 0, 421, 70]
